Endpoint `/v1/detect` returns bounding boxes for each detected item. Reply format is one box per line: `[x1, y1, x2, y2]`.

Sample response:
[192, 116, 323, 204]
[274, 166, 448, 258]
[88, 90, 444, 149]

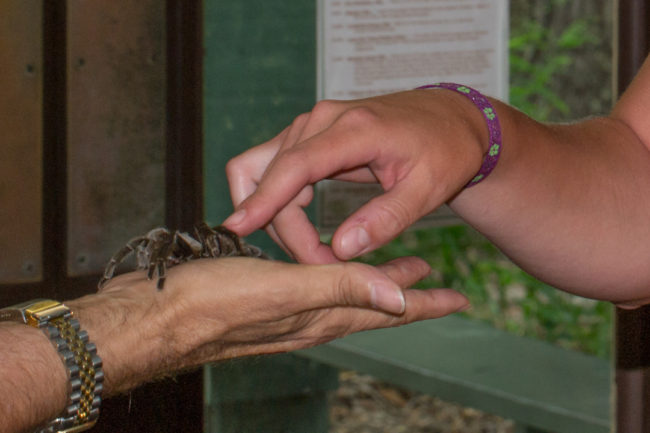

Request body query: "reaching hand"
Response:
[223, 90, 488, 264]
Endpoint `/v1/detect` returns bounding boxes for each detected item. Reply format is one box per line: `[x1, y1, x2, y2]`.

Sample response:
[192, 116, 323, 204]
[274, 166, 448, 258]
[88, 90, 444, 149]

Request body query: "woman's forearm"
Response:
[451, 101, 650, 303]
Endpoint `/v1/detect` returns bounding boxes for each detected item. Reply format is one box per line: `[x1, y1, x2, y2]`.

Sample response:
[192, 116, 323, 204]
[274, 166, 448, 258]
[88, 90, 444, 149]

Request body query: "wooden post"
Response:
[615, 1, 650, 432]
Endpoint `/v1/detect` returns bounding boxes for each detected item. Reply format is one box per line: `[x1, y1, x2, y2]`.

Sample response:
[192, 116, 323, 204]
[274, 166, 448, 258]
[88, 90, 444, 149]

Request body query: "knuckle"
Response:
[334, 266, 355, 304]
[310, 99, 341, 120]
[274, 148, 312, 180]
[290, 112, 311, 131]
[375, 197, 416, 234]
[337, 106, 381, 129]
[225, 155, 243, 178]
[334, 262, 372, 305]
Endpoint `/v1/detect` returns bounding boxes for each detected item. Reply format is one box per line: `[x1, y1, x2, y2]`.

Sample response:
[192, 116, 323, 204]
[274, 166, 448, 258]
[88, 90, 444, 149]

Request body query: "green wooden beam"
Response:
[299, 316, 611, 433]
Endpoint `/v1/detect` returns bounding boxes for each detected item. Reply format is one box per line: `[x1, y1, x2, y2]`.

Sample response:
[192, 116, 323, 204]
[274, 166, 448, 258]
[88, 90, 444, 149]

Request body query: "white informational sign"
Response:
[316, 0, 509, 232]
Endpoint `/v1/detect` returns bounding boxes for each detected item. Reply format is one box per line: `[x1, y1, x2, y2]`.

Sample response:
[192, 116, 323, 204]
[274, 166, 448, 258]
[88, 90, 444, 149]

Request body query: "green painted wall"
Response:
[204, 0, 317, 255]
[203, 3, 336, 433]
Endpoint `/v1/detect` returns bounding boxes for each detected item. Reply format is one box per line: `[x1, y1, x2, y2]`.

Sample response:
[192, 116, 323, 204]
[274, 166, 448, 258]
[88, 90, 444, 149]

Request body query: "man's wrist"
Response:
[66, 276, 183, 395]
[0, 322, 69, 432]
[418, 84, 497, 187]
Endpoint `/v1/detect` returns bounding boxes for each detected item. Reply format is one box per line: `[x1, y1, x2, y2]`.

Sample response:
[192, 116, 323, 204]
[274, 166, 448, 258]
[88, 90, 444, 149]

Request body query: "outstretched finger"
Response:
[377, 257, 470, 318]
[401, 288, 470, 321]
[223, 117, 382, 236]
[375, 256, 432, 288]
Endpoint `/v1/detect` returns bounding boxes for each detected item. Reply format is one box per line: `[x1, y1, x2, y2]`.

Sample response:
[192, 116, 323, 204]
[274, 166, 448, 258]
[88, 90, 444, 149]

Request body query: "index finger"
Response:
[224, 112, 381, 236]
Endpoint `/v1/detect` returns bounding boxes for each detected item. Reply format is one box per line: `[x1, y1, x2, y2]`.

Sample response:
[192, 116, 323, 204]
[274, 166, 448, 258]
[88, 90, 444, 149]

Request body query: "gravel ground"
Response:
[329, 371, 515, 433]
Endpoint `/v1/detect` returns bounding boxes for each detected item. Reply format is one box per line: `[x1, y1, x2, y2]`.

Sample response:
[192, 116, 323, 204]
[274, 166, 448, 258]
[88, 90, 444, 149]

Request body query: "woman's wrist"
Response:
[417, 84, 501, 187]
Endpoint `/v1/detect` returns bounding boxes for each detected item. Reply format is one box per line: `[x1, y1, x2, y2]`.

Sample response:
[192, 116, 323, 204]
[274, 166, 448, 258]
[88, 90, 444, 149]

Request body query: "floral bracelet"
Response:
[417, 83, 502, 188]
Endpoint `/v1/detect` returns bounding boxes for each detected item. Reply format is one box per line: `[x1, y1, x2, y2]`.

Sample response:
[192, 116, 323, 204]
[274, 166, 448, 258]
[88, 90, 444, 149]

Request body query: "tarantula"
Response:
[98, 222, 266, 290]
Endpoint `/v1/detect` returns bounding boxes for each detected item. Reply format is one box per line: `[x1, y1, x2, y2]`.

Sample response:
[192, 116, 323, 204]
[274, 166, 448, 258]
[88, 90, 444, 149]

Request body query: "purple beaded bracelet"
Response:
[417, 83, 502, 188]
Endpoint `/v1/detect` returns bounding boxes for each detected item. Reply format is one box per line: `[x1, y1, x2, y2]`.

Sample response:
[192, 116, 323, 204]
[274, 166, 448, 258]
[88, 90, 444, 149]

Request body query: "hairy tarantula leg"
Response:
[156, 232, 179, 289]
[98, 237, 146, 289]
[194, 223, 221, 257]
[216, 225, 244, 250]
[213, 225, 245, 256]
[176, 231, 203, 260]
[155, 258, 167, 290]
[192, 223, 206, 254]
[244, 244, 267, 259]
[147, 231, 178, 290]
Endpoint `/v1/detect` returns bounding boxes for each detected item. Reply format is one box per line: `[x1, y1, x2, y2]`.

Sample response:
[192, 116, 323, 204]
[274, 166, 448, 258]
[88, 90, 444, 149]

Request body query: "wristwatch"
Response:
[0, 299, 103, 433]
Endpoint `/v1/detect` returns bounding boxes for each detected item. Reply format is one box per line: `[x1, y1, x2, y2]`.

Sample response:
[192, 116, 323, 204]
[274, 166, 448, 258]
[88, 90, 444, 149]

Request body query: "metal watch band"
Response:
[39, 316, 104, 433]
[0, 300, 103, 433]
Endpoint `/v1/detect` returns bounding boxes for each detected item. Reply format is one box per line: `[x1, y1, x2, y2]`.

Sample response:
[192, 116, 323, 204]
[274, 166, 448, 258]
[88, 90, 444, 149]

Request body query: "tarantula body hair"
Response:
[98, 223, 267, 291]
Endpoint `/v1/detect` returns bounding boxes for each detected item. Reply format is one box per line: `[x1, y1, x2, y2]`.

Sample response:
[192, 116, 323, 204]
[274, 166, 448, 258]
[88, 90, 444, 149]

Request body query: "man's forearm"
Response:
[0, 278, 179, 433]
[66, 277, 180, 396]
[0, 254, 468, 433]
[0, 323, 68, 433]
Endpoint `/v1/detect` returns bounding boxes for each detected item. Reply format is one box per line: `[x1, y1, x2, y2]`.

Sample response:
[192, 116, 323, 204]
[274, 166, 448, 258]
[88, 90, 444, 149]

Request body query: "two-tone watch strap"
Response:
[0, 299, 104, 433]
[40, 315, 103, 433]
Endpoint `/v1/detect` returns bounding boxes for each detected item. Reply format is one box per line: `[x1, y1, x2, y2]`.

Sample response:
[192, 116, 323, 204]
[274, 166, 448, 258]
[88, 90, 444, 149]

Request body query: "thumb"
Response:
[310, 258, 430, 315]
[332, 180, 438, 260]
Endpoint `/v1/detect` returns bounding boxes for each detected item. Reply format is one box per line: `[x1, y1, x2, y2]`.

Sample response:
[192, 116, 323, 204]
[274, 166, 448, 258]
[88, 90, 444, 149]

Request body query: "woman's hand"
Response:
[224, 90, 488, 264]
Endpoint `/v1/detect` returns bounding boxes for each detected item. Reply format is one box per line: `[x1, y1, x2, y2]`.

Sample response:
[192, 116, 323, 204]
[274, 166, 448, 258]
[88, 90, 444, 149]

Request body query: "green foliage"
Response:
[509, 7, 603, 121]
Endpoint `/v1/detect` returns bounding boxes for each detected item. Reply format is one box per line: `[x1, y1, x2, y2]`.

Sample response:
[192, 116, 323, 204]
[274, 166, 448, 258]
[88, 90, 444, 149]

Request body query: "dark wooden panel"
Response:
[616, 1, 650, 432]
[0, 0, 43, 284]
[91, 2, 205, 432]
[95, 371, 203, 433]
[617, 0, 650, 94]
[166, 0, 203, 231]
[66, 0, 166, 277]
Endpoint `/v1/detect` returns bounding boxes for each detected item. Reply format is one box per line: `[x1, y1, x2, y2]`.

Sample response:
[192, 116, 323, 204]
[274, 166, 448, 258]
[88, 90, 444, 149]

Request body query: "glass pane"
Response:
[66, 0, 166, 276]
[0, 0, 43, 283]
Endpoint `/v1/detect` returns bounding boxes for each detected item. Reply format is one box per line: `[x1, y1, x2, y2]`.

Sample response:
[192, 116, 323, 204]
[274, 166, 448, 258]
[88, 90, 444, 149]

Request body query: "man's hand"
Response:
[85, 256, 469, 395]
[1, 257, 467, 433]
[223, 90, 488, 264]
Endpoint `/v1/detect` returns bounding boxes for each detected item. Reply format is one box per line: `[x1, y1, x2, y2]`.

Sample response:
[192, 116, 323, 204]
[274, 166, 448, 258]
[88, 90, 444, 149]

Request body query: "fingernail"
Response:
[456, 303, 472, 313]
[370, 281, 405, 314]
[224, 209, 246, 226]
[339, 226, 370, 258]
